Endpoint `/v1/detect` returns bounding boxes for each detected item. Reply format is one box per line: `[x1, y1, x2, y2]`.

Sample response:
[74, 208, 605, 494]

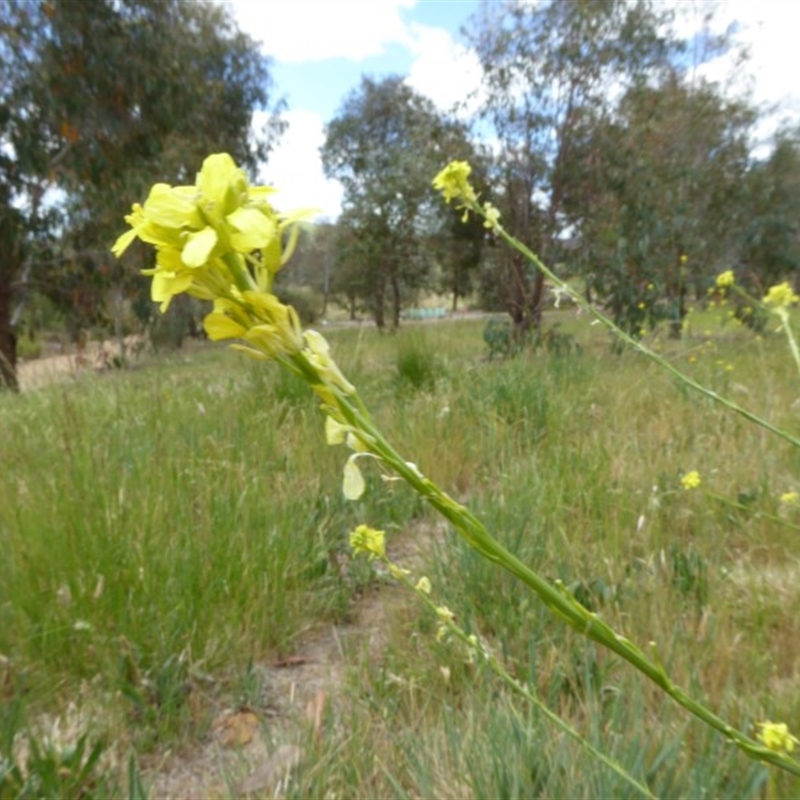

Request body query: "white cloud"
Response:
[674, 2, 800, 144]
[225, 0, 416, 63]
[258, 109, 342, 219]
[404, 23, 484, 117]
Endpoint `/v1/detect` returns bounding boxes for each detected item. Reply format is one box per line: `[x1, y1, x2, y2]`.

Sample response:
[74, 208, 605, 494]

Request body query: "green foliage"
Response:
[3, 314, 800, 792]
[466, 0, 677, 331]
[15, 334, 41, 361]
[394, 332, 441, 392]
[484, 318, 581, 359]
[322, 76, 479, 329]
[0, 0, 282, 386]
[275, 285, 322, 326]
[0, 731, 127, 800]
[575, 76, 754, 338]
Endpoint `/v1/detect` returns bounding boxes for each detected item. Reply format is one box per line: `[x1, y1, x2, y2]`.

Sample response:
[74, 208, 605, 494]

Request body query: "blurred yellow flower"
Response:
[757, 721, 799, 753]
[432, 160, 478, 206]
[716, 270, 735, 288]
[415, 576, 432, 594]
[681, 471, 701, 490]
[763, 282, 799, 308]
[349, 525, 385, 560]
[780, 491, 799, 505]
[483, 202, 501, 229]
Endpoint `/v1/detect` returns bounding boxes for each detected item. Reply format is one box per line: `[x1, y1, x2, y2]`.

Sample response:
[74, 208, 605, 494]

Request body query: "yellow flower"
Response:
[681, 471, 701, 490]
[432, 161, 478, 206]
[780, 491, 799, 506]
[436, 606, 455, 622]
[112, 153, 304, 313]
[763, 282, 799, 308]
[415, 576, 432, 594]
[349, 525, 385, 561]
[483, 201, 501, 229]
[756, 721, 799, 753]
[716, 270, 735, 288]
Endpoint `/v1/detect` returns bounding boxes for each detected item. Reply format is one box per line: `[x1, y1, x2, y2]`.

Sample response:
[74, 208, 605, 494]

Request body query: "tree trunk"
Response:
[374, 280, 385, 330]
[390, 273, 401, 330]
[0, 276, 19, 391]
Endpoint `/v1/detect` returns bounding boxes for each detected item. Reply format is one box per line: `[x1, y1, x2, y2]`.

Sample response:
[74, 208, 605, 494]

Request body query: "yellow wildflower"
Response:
[349, 525, 385, 561]
[432, 161, 478, 207]
[763, 282, 799, 308]
[780, 491, 799, 506]
[756, 721, 799, 753]
[716, 270, 735, 288]
[681, 471, 701, 490]
[415, 576, 432, 594]
[483, 202, 501, 229]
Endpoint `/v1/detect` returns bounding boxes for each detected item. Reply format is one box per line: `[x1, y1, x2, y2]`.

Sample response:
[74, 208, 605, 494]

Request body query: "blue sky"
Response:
[225, 0, 800, 219]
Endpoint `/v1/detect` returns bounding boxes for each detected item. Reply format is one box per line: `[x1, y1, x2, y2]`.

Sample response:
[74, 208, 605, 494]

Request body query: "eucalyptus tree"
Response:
[0, 0, 283, 388]
[569, 75, 754, 337]
[322, 76, 478, 329]
[465, 0, 676, 333]
[740, 130, 800, 292]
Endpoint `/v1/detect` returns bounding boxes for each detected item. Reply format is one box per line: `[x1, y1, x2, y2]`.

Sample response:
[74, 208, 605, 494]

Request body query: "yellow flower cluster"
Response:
[715, 270, 735, 288]
[432, 161, 477, 206]
[763, 282, 799, 309]
[757, 721, 799, 753]
[113, 153, 311, 360]
[349, 524, 386, 561]
[680, 471, 701, 490]
[432, 160, 500, 228]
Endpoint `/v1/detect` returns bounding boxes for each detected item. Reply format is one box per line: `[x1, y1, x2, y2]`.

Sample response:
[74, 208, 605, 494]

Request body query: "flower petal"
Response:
[227, 207, 276, 251]
[182, 226, 218, 268]
[203, 311, 247, 341]
[343, 456, 365, 500]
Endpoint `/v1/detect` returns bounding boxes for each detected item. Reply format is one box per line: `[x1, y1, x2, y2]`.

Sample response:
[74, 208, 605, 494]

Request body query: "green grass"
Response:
[2, 312, 800, 796]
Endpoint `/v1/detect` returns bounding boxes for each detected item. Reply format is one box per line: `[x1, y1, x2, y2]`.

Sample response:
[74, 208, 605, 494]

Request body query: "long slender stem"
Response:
[493, 225, 800, 451]
[301, 344, 800, 777]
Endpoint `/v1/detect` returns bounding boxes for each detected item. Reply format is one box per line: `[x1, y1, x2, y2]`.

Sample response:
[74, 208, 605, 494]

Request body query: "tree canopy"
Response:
[322, 76, 481, 328]
[0, 0, 283, 389]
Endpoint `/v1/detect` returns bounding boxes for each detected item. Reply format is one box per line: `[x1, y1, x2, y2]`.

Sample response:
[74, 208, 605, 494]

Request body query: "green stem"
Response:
[485, 221, 800, 451]
[315, 360, 800, 777]
[777, 308, 800, 381]
[386, 561, 657, 799]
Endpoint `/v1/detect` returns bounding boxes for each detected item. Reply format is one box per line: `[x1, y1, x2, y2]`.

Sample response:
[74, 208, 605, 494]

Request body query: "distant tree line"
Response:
[3, 0, 800, 389]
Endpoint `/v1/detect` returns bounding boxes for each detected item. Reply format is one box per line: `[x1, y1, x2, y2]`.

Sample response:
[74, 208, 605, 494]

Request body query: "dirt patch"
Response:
[145, 525, 441, 799]
[17, 336, 145, 392]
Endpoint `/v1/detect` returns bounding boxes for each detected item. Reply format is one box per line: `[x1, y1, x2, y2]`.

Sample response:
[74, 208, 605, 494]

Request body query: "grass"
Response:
[2, 310, 800, 796]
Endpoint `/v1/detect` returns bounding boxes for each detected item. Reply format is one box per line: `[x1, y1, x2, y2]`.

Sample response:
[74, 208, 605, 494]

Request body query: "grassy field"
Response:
[2, 309, 800, 797]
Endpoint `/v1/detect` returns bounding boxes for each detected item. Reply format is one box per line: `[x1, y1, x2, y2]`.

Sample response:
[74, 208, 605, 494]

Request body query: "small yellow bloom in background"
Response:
[716, 270, 735, 288]
[780, 491, 799, 506]
[763, 282, 799, 308]
[757, 721, 799, 753]
[432, 160, 478, 206]
[415, 576, 432, 594]
[680, 254, 688, 266]
[483, 201, 501, 229]
[349, 524, 385, 561]
[637, 302, 646, 310]
[688, 355, 697, 364]
[436, 605, 455, 623]
[681, 471, 701, 490]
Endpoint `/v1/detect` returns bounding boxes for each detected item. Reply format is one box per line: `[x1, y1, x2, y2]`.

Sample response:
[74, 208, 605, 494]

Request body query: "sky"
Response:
[223, 0, 800, 220]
